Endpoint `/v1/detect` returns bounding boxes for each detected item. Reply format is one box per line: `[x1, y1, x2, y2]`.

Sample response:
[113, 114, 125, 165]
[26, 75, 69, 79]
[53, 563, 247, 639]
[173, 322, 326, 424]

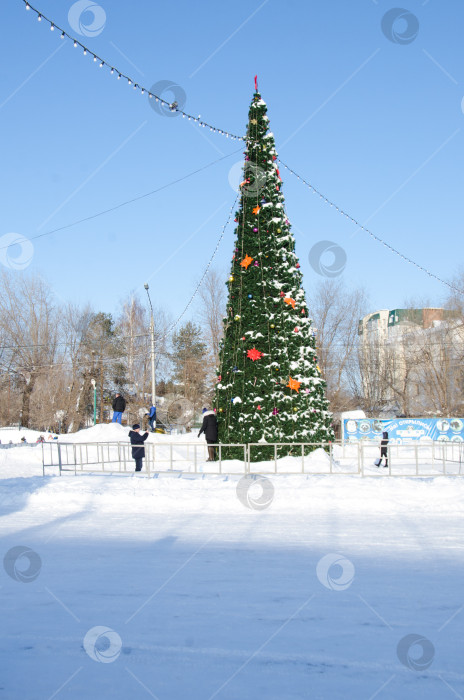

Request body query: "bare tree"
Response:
[351, 332, 391, 415]
[118, 295, 149, 396]
[57, 303, 95, 431]
[197, 268, 226, 371]
[444, 268, 464, 316]
[308, 279, 368, 413]
[413, 322, 464, 416]
[0, 271, 57, 427]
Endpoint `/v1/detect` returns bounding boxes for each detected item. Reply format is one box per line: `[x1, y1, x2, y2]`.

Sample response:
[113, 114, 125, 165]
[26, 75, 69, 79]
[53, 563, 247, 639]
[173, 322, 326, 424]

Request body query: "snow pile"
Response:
[64, 422, 130, 443]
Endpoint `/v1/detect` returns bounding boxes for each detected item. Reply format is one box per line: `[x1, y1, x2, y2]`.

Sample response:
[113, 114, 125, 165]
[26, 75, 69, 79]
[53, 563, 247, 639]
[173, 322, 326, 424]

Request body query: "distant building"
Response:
[358, 308, 463, 415]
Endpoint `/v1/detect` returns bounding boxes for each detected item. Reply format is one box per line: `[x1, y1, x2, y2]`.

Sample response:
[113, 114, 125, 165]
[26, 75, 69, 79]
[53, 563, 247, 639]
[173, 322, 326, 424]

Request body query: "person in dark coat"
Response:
[128, 424, 149, 472]
[198, 408, 218, 462]
[378, 431, 389, 468]
[112, 393, 126, 424]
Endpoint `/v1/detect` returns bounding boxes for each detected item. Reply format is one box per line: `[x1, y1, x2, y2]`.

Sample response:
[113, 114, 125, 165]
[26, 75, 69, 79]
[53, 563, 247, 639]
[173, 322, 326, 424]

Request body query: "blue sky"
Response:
[1, 0, 463, 321]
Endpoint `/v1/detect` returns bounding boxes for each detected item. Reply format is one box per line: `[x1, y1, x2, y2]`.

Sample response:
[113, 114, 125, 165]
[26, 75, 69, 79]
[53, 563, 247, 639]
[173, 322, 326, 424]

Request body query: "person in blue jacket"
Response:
[128, 424, 149, 472]
[147, 405, 156, 432]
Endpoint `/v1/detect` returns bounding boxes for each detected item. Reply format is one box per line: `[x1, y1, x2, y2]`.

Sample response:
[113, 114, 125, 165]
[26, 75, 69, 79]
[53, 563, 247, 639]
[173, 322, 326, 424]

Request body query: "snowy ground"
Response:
[1, 426, 464, 699]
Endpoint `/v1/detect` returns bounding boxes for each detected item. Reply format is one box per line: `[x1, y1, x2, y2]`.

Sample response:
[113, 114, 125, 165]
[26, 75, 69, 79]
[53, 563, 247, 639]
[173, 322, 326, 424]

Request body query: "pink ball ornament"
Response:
[254, 261, 259, 267]
[253, 227, 258, 232]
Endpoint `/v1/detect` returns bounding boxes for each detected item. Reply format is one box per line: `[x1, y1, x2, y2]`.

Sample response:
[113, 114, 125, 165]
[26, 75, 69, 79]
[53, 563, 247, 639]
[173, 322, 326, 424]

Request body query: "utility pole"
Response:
[90, 378, 97, 425]
[144, 284, 156, 429]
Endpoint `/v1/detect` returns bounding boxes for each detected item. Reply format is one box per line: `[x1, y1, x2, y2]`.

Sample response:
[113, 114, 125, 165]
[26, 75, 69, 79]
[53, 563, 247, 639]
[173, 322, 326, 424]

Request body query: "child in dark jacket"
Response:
[379, 431, 389, 468]
[128, 424, 149, 472]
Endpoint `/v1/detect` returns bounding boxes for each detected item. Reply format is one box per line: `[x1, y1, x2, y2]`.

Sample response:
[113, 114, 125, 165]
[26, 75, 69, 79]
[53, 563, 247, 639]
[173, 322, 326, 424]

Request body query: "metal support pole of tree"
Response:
[144, 283, 156, 429]
[91, 378, 97, 426]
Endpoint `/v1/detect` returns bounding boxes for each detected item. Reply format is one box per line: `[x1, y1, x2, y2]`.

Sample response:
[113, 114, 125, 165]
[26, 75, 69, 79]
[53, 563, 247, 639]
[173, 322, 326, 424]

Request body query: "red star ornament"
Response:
[287, 376, 301, 393]
[247, 348, 263, 361]
[240, 255, 253, 270]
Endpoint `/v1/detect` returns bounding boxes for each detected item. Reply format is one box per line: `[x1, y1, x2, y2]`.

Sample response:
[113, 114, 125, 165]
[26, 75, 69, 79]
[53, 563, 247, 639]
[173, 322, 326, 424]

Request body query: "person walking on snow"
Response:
[378, 431, 389, 468]
[128, 424, 149, 472]
[147, 404, 156, 432]
[198, 408, 218, 462]
[112, 393, 126, 424]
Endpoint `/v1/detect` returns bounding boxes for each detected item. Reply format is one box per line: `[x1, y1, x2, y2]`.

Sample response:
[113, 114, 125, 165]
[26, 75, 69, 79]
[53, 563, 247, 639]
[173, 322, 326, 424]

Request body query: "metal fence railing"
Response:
[41, 440, 464, 477]
[41, 441, 248, 476]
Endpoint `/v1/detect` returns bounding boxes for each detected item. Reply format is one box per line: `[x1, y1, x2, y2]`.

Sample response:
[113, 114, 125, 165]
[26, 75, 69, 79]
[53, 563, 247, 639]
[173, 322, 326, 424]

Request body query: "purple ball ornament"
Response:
[253, 227, 258, 232]
[254, 261, 259, 267]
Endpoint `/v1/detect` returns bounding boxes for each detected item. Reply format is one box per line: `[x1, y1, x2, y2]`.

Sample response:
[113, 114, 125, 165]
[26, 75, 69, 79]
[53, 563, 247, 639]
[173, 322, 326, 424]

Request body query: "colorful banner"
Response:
[343, 417, 464, 444]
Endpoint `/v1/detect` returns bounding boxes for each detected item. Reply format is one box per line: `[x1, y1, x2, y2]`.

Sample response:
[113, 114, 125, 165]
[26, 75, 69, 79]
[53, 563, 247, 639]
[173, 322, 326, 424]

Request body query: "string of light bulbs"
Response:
[21, 0, 245, 141]
[277, 158, 463, 296]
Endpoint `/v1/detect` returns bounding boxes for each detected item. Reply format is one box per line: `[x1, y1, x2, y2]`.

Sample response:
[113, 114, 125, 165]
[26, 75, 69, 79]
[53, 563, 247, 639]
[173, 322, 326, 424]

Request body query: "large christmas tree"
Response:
[214, 83, 334, 460]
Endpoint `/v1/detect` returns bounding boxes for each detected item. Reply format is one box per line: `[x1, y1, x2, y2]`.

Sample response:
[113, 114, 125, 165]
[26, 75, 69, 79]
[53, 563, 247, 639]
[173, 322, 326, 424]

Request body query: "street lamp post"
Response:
[90, 378, 97, 426]
[144, 283, 156, 429]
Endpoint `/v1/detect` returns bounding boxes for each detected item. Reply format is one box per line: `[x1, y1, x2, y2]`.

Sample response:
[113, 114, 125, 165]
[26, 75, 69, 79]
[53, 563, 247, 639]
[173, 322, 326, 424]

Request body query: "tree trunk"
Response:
[21, 373, 37, 428]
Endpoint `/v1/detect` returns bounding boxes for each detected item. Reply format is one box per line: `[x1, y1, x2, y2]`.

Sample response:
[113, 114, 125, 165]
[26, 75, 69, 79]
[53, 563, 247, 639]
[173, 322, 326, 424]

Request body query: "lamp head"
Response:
[144, 283, 149, 290]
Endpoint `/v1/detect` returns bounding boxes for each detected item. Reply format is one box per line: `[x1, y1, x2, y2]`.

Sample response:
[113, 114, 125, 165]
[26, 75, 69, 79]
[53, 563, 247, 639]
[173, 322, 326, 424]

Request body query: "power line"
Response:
[0, 196, 239, 365]
[163, 194, 239, 339]
[0, 148, 243, 251]
[278, 158, 463, 296]
[21, 0, 245, 141]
